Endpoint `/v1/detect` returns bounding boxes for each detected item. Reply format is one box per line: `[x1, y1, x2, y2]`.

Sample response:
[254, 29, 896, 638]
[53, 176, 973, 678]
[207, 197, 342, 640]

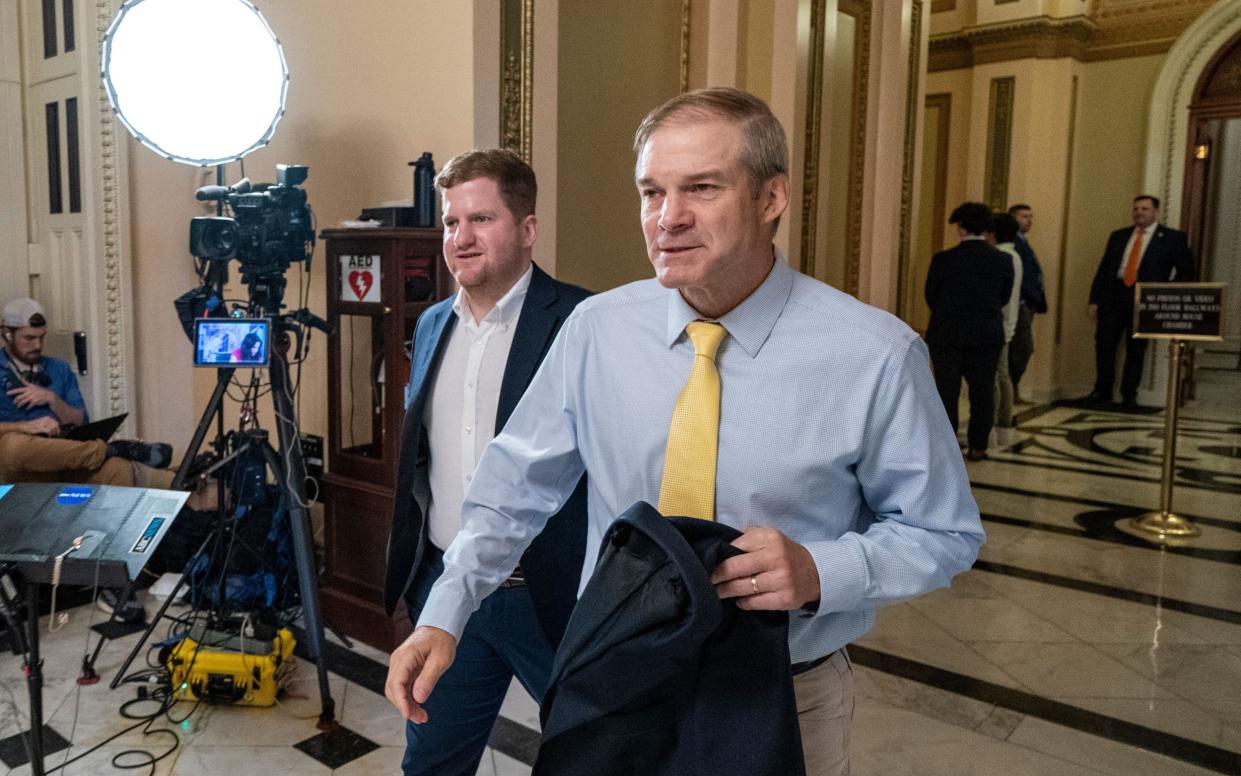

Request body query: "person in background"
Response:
[1006, 204, 1046, 403]
[383, 149, 590, 776]
[1081, 195, 1196, 409]
[925, 203, 1014, 461]
[991, 212, 1024, 445]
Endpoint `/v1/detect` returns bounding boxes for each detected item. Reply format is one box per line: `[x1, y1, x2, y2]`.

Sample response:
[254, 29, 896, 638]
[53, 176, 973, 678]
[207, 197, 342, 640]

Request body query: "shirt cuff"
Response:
[413, 577, 475, 642]
[800, 536, 868, 617]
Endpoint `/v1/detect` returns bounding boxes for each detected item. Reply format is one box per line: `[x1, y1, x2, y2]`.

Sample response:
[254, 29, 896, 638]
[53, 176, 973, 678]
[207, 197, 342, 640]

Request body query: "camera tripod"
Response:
[107, 308, 338, 726]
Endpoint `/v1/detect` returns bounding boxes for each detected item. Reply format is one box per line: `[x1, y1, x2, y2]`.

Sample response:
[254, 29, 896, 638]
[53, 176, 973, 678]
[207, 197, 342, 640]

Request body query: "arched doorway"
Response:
[1142, 3, 1241, 398]
[1182, 29, 1241, 343]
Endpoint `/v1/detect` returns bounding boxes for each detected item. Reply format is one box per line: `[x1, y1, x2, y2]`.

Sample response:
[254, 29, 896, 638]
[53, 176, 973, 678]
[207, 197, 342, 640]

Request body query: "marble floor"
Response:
[1, 350, 1238, 774]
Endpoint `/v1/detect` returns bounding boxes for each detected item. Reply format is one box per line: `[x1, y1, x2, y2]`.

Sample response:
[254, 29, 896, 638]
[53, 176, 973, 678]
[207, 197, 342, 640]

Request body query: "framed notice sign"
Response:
[1133, 282, 1226, 341]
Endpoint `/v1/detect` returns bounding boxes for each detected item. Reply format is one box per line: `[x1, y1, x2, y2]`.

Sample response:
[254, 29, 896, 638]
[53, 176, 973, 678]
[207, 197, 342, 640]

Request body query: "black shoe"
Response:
[1073, 392, 1111, 408]
[96, 588, 145, 624]
[107, 439, 172, 469]
[1120, 397, 1139, 411]
[965, 448, 989, 462]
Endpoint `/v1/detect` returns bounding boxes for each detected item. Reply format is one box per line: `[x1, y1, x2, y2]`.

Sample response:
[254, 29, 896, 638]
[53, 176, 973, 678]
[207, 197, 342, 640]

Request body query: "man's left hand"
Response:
[710, 526, 820, 611]
[8, 383, 55, 410]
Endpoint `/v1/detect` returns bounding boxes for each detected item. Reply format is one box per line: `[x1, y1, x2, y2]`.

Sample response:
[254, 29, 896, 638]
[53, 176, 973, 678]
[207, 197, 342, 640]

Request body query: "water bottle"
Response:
[410, 152, 436, 227]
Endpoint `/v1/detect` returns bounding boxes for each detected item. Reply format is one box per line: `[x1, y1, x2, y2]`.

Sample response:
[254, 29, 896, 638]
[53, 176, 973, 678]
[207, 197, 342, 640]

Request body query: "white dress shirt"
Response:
[1116, 223, 1155, 279]
[996, 242, 1023, 343]
[424, 265, 533, 551]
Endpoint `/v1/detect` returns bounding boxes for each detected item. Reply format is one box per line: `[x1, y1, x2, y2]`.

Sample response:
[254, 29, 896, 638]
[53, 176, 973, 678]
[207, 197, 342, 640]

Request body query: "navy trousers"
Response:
[402, 546, 555, 776]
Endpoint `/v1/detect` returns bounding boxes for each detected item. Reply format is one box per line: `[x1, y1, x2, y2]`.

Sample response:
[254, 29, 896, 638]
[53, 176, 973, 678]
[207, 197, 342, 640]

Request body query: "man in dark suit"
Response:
[925, 202, 1014, 461]
[1083, 195, 1196, 408]
[384, 149, 589, 776]
[1006, 204, 1047, 401]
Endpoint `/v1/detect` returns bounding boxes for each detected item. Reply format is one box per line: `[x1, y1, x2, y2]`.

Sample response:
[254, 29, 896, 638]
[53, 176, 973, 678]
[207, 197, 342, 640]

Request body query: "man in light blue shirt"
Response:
[386, 88, 984, 775]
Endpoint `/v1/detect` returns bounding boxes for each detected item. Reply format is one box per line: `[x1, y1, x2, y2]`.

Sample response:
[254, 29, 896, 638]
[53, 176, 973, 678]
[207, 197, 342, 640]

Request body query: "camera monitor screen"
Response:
[194, 319, 270, 368]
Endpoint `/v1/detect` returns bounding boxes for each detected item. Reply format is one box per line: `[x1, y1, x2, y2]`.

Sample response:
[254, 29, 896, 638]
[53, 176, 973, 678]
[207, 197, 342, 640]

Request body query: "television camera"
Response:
[109, 163, 339, 727]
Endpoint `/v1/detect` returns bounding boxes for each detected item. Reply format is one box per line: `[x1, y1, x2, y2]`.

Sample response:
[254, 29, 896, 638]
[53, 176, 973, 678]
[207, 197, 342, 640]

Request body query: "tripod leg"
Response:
[259, 438, 336, 727]
[108, 527, 223, 689]
[172, 367, 234, 491]
[79, 573, 144, 684]
[25, 579, 45, 776]
[264, 344, 336, 727]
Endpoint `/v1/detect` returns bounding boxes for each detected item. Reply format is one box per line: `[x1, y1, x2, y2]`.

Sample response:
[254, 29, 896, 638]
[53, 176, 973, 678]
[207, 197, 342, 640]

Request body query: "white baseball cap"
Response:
[2, 298, 48, 328]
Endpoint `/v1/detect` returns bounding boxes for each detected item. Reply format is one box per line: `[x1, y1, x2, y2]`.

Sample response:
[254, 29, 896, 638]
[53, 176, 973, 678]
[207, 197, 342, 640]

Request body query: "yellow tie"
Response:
[658, 321, 728, 520]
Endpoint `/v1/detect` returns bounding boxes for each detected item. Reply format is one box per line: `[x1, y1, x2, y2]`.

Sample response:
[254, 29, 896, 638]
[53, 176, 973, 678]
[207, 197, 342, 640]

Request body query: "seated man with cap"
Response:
[0, 297, 172, 483]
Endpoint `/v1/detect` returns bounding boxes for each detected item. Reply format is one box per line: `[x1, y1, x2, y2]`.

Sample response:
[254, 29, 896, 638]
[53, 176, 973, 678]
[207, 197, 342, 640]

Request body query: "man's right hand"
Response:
[1087, 303, 1098, 323]
[384, 625, 458, 723]
[21, 416, 60, 436]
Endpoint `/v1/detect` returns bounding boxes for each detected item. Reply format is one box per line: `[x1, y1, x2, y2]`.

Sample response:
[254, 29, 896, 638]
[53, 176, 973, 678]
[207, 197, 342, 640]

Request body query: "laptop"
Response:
[64, 413, 128, 442]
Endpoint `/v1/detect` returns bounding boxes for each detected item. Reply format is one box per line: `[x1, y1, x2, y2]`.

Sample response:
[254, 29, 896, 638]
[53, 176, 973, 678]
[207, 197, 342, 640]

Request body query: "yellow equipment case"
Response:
[167, 627, 296, 707]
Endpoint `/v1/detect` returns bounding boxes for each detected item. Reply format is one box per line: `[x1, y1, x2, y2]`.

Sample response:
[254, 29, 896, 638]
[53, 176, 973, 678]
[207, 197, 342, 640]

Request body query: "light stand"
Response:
[78, 167, 233, 687]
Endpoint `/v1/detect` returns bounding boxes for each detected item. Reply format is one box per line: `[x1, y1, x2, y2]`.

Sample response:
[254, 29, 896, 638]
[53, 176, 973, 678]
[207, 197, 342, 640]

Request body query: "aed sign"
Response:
[340, 255, 382, 303]
[1133, 283, 1226, 342]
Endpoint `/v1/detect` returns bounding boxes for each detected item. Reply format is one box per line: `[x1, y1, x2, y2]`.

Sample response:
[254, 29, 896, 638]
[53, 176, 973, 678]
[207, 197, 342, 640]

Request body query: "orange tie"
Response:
[1123, 230, 1143, 287]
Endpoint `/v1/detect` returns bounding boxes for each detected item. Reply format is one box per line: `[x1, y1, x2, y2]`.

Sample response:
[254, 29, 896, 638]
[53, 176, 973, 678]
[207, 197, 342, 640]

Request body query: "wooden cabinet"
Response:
[319, 228, 451, 651]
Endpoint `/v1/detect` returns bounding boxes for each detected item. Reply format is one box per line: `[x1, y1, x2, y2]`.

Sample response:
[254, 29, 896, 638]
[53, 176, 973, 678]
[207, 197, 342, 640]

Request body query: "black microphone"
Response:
[74, 331, 88, 374]
[195, 178, 252, 201]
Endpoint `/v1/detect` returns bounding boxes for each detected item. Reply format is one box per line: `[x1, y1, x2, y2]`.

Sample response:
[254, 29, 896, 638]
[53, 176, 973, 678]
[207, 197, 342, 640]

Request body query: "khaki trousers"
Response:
[794, 647, 854, 776]
[994, 342, 1015, 428]
[0, 431, 135, 486]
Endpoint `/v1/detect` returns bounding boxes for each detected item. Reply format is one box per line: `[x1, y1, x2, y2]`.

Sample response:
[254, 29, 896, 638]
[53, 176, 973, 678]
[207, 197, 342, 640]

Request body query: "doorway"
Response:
[1181, 29, 1241, 398]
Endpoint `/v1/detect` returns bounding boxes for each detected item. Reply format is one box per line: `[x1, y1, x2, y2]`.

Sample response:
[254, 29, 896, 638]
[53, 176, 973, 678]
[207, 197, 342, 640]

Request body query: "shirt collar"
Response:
[1136, 223, 1156, 236]
[452, 263, 534, 328]
[664, 247, 793, 358]
[960, 235, 988, 242]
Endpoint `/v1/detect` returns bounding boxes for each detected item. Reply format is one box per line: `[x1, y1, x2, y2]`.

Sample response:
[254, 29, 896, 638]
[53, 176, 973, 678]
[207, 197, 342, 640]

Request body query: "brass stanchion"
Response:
[1131, 339, 1200, 539]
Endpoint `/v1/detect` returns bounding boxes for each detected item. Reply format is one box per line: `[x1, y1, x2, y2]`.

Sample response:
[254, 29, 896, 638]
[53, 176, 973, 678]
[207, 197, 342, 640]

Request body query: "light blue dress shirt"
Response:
[419, 255, 985, 663]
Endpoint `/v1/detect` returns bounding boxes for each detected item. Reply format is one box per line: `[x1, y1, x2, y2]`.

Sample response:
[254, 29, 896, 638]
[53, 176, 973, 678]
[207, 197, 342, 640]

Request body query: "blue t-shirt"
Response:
[0, 350, 87, 425]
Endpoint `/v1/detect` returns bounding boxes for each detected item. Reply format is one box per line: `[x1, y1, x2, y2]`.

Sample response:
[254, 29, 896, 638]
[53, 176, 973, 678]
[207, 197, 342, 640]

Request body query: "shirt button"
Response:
[467, 381, 475, 388]
[464, 426, 472, 434]
[465, 474, 472, 482]
[475, 339, 483, 345]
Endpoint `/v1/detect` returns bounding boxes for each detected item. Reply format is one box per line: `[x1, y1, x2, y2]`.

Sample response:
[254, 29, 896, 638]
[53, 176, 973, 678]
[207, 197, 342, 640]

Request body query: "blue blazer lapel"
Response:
[407, 300, 456, 426]
[497, 264, 560, 433]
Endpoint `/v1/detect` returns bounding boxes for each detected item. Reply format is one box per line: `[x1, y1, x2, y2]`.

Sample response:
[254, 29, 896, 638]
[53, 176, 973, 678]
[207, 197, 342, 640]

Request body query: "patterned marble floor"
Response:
[1, 353, 1238, 774]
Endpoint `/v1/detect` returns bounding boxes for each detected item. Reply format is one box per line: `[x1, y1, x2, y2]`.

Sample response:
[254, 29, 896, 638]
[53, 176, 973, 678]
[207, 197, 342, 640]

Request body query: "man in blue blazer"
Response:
[1083, 195, 1196, 408]
[383, 149, 590, 776]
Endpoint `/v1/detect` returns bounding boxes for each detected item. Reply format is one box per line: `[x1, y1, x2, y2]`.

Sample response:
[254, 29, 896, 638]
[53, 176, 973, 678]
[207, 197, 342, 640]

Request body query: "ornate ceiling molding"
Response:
[1088, 0, 1213, 61]
[929, 1, 1214, 71]
[930, 15, 1095, 72]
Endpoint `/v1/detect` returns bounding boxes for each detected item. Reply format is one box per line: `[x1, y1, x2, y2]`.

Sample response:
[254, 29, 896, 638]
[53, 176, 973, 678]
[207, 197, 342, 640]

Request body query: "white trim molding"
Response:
[1144, 1, 1241, 228]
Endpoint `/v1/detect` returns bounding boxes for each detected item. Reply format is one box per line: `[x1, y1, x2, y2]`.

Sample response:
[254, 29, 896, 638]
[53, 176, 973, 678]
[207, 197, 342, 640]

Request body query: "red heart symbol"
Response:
[349, 270, 373, 300]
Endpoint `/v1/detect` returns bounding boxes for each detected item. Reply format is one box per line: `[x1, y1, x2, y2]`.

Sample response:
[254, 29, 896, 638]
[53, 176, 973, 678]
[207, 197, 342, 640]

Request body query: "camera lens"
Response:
[189, 217, 241, 261]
